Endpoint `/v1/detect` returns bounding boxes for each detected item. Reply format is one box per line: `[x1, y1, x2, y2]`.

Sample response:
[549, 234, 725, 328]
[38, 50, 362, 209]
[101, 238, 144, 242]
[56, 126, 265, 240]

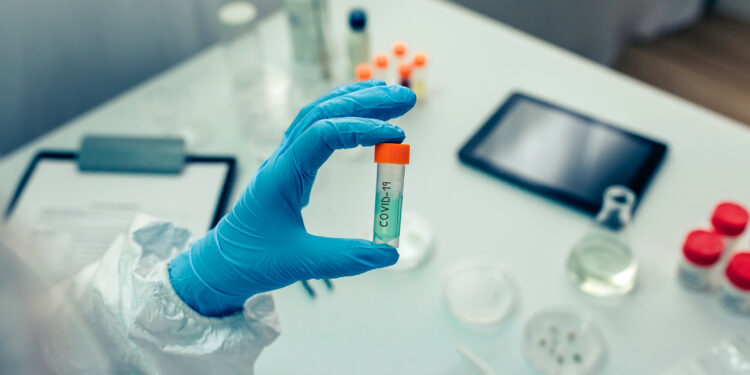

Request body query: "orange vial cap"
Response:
[392, 41, 408, 57]
[374, 143, 410, 164]
[374, 53, 389, 68]
[355, 63, 373, 81]
[413, 51, 428, 67]
[398, 62, 412, 79]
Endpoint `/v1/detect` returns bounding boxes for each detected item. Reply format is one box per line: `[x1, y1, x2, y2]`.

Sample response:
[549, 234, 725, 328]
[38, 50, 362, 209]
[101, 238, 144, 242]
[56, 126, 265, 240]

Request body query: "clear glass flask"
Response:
[566, 185, 638, 297]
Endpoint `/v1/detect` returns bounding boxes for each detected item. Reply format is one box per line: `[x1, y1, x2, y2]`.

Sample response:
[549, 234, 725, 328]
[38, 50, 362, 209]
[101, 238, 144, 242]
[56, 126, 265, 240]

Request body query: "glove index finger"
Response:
[283, 80, 386, 143]
[283, 85, 416, 147]
[286, 117, 405, 177]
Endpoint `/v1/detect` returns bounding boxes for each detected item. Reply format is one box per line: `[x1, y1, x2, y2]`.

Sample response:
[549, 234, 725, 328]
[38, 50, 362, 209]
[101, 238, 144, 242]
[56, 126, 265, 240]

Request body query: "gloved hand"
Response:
[169, 81, 416, 316]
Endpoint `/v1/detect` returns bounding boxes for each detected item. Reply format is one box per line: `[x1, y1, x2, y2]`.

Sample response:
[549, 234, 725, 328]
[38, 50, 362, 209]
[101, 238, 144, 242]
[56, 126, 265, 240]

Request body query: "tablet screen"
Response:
[461, 94, 666, 213]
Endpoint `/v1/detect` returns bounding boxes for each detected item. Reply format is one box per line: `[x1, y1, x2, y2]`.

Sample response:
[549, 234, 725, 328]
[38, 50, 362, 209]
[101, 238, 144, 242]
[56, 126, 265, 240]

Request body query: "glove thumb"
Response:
[299, 235, 400, 280]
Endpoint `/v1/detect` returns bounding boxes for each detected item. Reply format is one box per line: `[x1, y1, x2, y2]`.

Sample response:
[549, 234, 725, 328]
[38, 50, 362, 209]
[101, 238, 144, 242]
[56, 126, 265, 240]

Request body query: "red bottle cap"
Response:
[682, 229, 724, 266]
[711, 202, 749, 237]
[726, 252, 750, 291]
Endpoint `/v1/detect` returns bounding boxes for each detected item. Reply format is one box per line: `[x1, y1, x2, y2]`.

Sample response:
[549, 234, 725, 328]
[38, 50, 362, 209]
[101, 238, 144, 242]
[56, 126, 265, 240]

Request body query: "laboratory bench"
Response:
[1, 0, 749, 373]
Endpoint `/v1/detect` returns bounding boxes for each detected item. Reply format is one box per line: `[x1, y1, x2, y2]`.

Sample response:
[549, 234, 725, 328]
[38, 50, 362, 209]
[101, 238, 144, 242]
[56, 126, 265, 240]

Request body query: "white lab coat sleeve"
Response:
[50, 214, 280, 374]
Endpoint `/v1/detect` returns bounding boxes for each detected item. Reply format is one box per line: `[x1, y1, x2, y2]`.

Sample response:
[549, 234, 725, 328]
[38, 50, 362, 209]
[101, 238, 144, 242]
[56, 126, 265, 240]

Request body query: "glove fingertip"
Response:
[354, 121, 405, 147]
[369, 243, 400, 267]
[386, 85, 417, 107]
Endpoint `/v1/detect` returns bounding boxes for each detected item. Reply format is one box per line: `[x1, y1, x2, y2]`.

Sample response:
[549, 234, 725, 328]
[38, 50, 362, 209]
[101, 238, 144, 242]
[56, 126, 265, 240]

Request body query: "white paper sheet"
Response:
[2, 158, 230, 281]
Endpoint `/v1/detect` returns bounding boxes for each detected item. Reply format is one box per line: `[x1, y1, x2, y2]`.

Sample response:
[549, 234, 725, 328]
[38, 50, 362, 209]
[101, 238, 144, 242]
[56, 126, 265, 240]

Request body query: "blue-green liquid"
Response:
[373, 181, 403, 246]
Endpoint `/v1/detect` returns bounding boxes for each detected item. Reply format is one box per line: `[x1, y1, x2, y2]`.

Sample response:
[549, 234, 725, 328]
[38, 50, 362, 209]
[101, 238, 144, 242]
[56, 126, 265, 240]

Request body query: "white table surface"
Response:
[2, 0, 749, 373]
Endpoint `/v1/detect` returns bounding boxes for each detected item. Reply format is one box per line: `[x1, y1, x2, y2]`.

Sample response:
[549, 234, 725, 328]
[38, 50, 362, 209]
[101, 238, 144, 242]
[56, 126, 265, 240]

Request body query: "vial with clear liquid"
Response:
[373, 143, 410, 247]
[566, 185, 638, 297]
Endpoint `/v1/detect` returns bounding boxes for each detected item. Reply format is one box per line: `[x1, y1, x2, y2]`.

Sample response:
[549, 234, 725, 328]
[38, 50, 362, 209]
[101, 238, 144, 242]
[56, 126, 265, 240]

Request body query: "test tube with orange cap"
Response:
[398, 62, 411, 88]
[355, 63, 373, 82]
[392, 41, 408, 65]
[412, 51, 428, 98]
[373, 53, 389, 83]
[392, 41, 408, 83]
[373, 143, 410, 247]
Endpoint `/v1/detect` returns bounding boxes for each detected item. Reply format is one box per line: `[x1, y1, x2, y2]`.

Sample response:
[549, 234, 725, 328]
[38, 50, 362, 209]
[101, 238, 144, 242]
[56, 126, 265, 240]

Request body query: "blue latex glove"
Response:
[169, 81, 417, 316]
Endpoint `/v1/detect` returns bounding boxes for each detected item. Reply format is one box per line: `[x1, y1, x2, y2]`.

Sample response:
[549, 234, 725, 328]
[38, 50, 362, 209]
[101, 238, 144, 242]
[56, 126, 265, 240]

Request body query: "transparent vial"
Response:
[566, 186, 638, 297]
[387, 212, 433, 271]
[373, 143, 410, 247]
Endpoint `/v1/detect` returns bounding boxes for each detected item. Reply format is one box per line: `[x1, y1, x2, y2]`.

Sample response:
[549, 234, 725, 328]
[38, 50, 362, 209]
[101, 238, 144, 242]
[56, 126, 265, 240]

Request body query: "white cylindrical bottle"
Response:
[711, 201, 748, 259]
[347, 9, 370, 78]
[720, 252, 750, 315]
[677, 229, 723, 291]
[373, 143, 410, 247]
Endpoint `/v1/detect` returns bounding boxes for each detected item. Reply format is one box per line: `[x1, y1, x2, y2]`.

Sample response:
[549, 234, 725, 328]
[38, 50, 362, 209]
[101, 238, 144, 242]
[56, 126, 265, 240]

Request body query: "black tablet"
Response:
[459, 93, 667, 214]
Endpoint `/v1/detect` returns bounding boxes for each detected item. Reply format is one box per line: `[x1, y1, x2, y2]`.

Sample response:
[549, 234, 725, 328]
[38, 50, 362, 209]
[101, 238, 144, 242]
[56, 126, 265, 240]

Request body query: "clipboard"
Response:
[2, 136, 236, 281]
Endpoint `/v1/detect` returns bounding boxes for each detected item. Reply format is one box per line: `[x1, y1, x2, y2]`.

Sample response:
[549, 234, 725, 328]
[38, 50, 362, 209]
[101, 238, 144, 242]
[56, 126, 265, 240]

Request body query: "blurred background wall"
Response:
[717, 0, 750, 20]
[449, 0, 704, 65]
[0, 0, 281, 156]
[1, 0, 748, 156]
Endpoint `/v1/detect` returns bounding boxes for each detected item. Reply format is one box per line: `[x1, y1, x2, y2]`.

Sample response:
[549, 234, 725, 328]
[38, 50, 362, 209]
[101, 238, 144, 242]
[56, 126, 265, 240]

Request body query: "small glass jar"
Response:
[677, 230, 723, 291]
[720, 252, 750, 315]
[711, 202, 748, 257]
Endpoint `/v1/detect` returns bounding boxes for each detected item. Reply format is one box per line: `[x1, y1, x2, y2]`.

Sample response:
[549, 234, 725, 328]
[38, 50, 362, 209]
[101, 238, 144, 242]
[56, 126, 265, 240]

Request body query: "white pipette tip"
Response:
[456, 344, 498, 375]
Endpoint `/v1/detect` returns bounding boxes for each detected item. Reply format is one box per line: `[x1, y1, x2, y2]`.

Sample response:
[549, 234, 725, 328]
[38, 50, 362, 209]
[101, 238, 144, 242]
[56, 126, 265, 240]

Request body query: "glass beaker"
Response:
[566, 185, 638, 297]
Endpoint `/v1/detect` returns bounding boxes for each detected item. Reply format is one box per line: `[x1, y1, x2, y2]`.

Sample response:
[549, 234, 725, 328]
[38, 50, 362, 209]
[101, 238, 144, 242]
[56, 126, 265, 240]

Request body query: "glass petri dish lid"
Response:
[442, 260, 516, 325]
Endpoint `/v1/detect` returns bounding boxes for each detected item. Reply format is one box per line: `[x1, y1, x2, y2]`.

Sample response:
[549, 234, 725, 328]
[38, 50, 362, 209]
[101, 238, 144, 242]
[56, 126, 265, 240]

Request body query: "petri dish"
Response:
[442, 261, 515, 325]
[523, 309, 606, 375]
[387, 211, 433, 271]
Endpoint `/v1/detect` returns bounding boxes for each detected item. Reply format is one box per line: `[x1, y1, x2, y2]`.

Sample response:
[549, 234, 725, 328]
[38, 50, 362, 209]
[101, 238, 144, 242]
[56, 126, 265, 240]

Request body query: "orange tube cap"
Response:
[355, 63, 373, 81]
[374, 143, 410, 164]
[392, 41, 408, 57]
[413, 51, 428, 67]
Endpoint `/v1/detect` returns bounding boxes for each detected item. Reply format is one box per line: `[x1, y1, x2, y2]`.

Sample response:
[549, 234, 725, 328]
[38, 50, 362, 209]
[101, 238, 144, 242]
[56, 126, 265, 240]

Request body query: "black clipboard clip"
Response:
[79, 136, 186, 174]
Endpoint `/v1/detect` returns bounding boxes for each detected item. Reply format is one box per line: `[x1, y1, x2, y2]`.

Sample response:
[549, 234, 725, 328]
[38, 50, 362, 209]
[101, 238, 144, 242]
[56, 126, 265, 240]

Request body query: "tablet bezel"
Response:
[458, 92, 667, 215]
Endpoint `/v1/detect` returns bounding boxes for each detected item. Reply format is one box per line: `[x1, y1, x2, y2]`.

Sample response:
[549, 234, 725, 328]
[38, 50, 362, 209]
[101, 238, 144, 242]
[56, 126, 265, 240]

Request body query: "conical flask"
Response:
[566, 185, 638, 297]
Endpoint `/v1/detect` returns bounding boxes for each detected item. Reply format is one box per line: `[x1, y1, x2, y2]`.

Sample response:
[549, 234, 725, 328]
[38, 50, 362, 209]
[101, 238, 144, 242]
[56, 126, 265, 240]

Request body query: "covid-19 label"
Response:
[374, 180, 402, 244]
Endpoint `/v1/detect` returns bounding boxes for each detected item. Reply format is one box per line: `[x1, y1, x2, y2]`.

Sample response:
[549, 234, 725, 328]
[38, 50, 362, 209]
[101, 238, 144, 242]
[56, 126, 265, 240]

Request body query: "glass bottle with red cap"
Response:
[678, 229, 724, 291]
[373, 143, 410, 247]
[721, 252, 750, 314]
[711, 202, 749, 257]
